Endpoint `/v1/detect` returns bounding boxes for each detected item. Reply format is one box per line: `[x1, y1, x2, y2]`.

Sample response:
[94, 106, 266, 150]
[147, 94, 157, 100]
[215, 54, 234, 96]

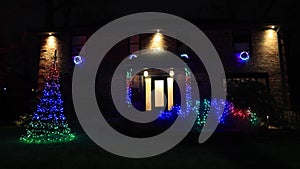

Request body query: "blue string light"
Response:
[129, 54, 137, 59]
[180, 53, 189, 59]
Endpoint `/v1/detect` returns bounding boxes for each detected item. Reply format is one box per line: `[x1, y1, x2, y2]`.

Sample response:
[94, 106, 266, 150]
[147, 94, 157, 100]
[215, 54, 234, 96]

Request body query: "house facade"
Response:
[35, 23, 291, 118]
[0, 21, 292, 123]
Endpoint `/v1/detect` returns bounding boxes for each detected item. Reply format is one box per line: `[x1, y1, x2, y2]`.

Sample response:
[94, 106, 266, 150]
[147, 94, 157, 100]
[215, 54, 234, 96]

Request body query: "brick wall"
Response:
[250, 30, 283, 105]
[205, 29, 288, 109]
[38, 34, 64, 90]
[37, 33, 76, 121]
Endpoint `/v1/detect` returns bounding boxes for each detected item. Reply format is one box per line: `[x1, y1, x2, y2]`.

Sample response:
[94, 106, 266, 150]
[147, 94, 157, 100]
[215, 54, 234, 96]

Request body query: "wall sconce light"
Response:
[143, 70, 149, 77]
[169, 70, 174, 77]
[47, 32, 56, 36]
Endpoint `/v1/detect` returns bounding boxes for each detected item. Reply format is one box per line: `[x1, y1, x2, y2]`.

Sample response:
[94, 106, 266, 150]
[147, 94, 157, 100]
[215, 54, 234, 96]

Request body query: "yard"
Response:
[1, 125, 299, 169]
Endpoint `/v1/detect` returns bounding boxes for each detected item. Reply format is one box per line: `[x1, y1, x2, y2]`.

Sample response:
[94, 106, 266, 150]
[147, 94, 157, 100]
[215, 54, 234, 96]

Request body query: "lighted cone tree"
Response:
[20, 51, 75, 144]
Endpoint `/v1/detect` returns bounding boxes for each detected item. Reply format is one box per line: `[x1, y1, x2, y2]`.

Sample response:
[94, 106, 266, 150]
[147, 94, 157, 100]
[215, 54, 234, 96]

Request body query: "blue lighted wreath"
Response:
[73, 55, 83, 64]
[239, 51, 250, 61]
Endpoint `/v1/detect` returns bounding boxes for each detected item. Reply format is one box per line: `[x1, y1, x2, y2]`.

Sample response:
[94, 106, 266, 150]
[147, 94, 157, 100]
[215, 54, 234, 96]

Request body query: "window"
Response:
[233, 31, 250, 51]
[129, 35, 140, 54]
[226, 72, 269, 88]
[71, 35, 87, 56]
[233, 31, 251, 61]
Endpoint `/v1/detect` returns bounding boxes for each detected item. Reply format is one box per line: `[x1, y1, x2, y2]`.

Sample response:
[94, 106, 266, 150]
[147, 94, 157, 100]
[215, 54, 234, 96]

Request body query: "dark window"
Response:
[233, 31, 251, 54]
[71, 35, 87, 56]
[129, 35, 140, 54]
[226, 72, 269, 88]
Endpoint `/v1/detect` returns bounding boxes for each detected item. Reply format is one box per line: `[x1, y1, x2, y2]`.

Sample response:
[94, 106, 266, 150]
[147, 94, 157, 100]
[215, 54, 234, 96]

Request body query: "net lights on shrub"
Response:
[197, 99, 258, 127]
[158, 102, 200, 120]
[158, 105, 180, 120]
[196, 99, 230, 126]
[159, 98, 258, 127]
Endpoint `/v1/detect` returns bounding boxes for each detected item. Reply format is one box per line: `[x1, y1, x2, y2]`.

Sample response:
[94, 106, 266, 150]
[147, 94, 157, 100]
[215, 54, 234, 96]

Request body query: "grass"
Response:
[1, 125, 300, 169]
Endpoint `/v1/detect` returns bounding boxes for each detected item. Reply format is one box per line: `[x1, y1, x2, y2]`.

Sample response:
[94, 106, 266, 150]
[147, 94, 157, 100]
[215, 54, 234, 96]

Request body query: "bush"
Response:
[226, 79, 281, 126]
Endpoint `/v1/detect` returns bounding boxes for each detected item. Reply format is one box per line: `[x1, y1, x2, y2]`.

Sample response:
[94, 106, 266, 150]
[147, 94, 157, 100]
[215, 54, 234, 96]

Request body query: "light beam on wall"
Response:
[147, 30, 165, 51]
[266, 29, 276, 38]
[47, 36, 56, 48]
[180, 53, 189, 59]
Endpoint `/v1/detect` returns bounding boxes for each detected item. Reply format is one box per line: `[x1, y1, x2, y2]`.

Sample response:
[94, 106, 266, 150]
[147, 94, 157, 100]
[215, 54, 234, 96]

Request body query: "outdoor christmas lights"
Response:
[158, 105, 180, 120]
[185, 68, 192, 117]
[73, 55, 83, 64]
[180, 53, 189, 59]
[129, 54, 137, 59]
[126, 69, 132, 107]
[20, 53, 75, 144]
[239, 51, 250, 61]
[160, 98, 258, 127]
[124, 64, 258, 128]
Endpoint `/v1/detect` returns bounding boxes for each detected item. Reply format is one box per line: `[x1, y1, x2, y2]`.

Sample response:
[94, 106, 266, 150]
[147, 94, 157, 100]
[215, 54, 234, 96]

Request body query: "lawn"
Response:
[1, 125, 300, 169]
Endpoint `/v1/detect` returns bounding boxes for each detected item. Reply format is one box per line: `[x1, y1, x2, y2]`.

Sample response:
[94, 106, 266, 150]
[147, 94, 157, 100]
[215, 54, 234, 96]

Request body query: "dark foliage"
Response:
[226, 79, 280, 118]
